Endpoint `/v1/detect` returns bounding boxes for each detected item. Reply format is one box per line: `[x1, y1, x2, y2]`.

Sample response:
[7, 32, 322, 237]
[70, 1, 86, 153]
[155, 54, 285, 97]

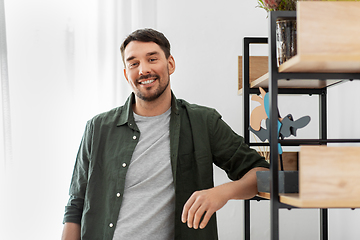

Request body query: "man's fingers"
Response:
[186, 198, 202, 228]
[181, 194, 195, 223]
[199, 210, 214, 229]
[182, 189, 224, 229]
[192, 205, 206, 229]
[181, 203, 189, 223]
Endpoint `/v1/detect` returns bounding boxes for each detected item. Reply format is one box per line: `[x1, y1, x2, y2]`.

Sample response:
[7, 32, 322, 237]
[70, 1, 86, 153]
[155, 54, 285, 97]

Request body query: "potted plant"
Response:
[257, 0, 297, 12]
[257, 0, 298, 66]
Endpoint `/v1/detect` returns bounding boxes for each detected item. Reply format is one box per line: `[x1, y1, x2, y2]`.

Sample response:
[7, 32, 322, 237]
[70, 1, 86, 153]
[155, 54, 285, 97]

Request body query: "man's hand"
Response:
[181, 167, 268, 229]
[181, 186, 229, 229]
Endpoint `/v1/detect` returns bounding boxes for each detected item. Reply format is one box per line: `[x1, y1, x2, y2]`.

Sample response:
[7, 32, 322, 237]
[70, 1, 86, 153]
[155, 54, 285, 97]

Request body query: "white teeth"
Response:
[141, 79, 155, 85]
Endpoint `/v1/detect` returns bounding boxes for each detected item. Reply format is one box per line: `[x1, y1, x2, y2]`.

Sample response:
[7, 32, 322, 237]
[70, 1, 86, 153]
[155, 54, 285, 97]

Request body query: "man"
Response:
[62, 28, 269, 240]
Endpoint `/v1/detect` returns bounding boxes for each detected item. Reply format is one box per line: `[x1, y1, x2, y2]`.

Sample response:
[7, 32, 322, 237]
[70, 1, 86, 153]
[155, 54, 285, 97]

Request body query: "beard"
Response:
[135, 73, 170, 102]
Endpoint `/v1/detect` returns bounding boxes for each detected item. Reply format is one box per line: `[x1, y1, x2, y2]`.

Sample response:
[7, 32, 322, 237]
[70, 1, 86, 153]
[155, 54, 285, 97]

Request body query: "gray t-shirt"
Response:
[112, 108, 175, 240]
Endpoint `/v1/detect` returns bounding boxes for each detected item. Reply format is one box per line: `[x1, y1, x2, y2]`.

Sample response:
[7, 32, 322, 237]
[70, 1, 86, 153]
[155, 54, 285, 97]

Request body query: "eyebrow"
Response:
[125, 51, 160, 63]
[146, 51, 159, 57]
[126, 56, 136, 62]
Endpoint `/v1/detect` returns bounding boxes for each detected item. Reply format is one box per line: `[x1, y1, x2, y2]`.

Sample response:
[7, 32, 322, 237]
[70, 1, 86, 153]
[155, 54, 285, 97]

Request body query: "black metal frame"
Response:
[242, 10, 360, 240]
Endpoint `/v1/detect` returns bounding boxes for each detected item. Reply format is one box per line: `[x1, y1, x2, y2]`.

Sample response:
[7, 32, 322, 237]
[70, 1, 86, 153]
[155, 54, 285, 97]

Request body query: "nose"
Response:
[139, 62, 151, 75]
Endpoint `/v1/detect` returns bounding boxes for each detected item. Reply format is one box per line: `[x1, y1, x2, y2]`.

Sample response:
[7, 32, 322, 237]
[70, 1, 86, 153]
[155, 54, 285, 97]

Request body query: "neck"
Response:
[132, 88, 172, 117]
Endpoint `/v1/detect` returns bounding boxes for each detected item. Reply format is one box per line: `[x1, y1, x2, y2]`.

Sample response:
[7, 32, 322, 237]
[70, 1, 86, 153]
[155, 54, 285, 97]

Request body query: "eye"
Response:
[128, 62, 138, 68]
[149, 58, 157, 63]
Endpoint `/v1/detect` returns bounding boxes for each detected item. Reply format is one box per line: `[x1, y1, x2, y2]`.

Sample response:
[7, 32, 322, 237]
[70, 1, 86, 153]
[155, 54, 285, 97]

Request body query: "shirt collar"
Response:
[117, 91, 179, 127]
[170, 91, 179, 115]
[117, 93, 135, 127]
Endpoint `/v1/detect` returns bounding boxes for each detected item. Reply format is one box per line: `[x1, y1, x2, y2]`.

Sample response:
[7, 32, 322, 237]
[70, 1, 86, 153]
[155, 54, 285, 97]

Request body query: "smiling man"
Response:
[123, 40, 174, 116]
[62, 28, 269, 240]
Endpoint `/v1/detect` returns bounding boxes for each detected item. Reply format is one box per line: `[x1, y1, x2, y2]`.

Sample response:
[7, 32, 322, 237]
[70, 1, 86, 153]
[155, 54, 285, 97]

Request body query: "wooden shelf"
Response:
[238, 2, 360, 94]
[279, 55, 360, 73]
[258, 192, 360, 208]
[286, 1, 360, 74]
[237, 62, 345, 95]
[238, 72, 342, 94]
[250, 73, 342, 89]
[238, 56, 268, 94]
[277, 2, 360, 74]
[257, 146, 360, 209]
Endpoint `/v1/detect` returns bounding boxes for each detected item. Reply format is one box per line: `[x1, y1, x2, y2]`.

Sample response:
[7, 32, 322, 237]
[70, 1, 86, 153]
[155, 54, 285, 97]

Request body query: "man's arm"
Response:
[181, 167, 268, 229]
[61, 222, 81, 240]
[62, 121, 92, 239]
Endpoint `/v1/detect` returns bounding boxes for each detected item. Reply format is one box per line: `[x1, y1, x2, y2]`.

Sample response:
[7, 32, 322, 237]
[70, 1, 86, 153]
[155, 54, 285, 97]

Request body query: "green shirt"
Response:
[63, 92, 269, 240]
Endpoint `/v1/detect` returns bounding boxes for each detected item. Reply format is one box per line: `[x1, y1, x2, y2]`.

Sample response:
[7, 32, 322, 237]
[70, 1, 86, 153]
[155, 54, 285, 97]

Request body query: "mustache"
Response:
[137, 74, 160, 81]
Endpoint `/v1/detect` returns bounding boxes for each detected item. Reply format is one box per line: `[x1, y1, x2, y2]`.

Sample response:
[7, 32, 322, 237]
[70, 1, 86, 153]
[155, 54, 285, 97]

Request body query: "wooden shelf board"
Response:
[238, 74, 341, 94]
[249, 72, 342, 89]
[238, 54, 359, 93]
[294, 2, 360, 73]
[279, 55, 360, 73]
[258, 192, 360, 208]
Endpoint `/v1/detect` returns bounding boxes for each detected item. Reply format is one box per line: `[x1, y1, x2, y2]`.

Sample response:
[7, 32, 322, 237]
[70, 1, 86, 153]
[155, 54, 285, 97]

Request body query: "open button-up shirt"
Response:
[63, 92, 269, 240]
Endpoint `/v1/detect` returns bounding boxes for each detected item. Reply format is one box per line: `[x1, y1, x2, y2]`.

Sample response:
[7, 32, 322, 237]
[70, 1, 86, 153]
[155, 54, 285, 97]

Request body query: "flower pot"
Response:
[276, 19, 297, 66]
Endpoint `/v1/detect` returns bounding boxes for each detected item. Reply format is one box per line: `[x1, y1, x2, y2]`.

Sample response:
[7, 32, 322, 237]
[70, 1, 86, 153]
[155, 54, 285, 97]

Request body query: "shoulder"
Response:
[175, 98, 222, 127]
[88, 105, 124, 126]
[176, 98, 219, 116]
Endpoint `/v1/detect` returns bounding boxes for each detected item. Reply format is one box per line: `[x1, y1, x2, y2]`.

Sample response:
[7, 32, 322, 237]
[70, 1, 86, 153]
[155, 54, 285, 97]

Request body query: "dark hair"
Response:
[120, 28, 171, 65]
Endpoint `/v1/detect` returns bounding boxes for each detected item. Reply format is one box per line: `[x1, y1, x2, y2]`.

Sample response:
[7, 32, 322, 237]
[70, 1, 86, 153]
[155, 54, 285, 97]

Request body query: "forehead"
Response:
[124, 41, 165, 60]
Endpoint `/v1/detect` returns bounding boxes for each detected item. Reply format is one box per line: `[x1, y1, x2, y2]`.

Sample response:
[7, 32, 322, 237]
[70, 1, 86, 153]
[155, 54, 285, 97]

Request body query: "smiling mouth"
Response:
[140, 79, 155, 85]
[138, 74, 159, 85]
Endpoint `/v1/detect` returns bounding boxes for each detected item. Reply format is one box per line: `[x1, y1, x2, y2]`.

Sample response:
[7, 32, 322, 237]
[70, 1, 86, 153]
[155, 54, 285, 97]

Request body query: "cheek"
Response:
[126, 71, 138, 83]
[156, 65, 169, 76]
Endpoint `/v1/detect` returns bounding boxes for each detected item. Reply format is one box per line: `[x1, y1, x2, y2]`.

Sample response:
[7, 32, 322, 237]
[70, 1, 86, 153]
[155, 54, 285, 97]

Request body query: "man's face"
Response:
[123, 41, 175, 102]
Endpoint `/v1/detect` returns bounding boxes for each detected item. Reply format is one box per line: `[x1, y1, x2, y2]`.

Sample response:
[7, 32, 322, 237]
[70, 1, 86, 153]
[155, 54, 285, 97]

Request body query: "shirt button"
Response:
[133, 135, 137, 140]
[109, 223, 113, 228]
[116, 193, 121, 197]
[122, 163, 127, 167]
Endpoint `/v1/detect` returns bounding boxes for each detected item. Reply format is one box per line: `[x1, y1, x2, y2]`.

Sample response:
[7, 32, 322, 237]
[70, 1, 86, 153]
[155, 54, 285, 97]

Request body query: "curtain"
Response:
[0, 0, 156, 239]
[0, 0, 11, 170]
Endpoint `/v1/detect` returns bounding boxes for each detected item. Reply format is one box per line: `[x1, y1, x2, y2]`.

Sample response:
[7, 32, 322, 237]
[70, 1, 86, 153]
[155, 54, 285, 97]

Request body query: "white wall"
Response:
[1, 0, 359, 239]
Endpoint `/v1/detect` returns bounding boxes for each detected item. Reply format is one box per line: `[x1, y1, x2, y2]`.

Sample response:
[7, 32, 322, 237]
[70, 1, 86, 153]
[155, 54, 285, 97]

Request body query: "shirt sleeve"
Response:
[63, 120, 93, 224]
[209, 109, 269, 181]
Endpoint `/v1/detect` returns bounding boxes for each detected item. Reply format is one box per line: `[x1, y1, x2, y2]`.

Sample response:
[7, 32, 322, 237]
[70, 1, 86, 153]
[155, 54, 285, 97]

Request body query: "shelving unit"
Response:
[241, 3, 360, 240]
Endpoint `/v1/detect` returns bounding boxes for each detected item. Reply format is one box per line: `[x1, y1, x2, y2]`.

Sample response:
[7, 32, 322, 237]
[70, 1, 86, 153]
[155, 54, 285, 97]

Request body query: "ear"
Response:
[168, 55, 176, 75]
[123, 68, 129, 83]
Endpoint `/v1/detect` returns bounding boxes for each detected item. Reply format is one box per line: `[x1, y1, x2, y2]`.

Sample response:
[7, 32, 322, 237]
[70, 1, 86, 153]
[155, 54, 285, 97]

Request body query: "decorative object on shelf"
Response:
[249, 87, 311, 161]
[276, 19, 297, 66]
[250, 87, 310, 193]
[257, 0, 297, 66]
